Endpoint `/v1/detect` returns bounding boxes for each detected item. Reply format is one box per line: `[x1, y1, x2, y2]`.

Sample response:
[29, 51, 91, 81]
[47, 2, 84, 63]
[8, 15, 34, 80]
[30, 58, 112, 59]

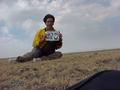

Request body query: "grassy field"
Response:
[0, 49, 120, 90]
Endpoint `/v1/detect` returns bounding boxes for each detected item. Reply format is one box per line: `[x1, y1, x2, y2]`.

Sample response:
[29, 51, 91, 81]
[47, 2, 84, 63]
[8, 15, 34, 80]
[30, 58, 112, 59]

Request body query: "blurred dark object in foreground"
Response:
[66, 70, 120, 90]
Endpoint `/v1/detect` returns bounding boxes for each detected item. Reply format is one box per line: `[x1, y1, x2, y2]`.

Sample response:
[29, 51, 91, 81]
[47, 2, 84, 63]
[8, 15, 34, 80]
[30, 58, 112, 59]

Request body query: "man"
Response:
[16, 14, 62, 62]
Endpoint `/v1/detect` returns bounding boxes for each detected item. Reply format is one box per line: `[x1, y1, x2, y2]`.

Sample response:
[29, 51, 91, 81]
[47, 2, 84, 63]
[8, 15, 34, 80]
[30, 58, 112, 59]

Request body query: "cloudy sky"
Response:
[0, 0, 120, 58]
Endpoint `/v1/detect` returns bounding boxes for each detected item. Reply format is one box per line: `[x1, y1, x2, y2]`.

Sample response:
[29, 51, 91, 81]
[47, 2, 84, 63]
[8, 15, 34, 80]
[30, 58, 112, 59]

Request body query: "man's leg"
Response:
[41, 51, 63, 60]
[16, 48, 42, 62]
[48, 51, 63, 58]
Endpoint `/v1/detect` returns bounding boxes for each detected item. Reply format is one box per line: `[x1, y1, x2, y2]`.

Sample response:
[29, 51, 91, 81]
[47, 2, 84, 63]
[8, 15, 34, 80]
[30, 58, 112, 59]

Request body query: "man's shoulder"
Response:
[37, 27, 46, 33]
[38, 27, 45, 31]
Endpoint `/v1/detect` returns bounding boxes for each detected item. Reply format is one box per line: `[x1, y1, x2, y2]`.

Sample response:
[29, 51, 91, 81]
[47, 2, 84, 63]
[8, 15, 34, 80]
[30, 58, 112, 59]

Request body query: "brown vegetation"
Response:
[0, 49, 120, 90]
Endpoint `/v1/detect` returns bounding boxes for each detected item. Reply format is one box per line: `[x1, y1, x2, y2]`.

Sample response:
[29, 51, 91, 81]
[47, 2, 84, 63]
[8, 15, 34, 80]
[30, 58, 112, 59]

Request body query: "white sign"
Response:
[45, 31, 60, 41]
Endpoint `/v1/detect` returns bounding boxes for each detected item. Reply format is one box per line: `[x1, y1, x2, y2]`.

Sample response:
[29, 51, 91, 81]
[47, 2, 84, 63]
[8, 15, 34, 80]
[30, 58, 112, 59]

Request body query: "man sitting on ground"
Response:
[16, 14, 63, 62]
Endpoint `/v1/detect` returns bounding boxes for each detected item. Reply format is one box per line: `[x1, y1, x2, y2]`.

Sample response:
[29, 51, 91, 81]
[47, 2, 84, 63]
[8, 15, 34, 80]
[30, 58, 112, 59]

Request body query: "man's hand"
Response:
[55, 32, 62, 49]
[58, 32, 62, 40]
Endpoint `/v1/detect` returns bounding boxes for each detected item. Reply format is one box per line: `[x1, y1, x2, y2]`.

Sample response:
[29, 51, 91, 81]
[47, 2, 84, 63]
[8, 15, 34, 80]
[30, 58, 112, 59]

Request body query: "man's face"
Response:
[45, 18, 54, 28]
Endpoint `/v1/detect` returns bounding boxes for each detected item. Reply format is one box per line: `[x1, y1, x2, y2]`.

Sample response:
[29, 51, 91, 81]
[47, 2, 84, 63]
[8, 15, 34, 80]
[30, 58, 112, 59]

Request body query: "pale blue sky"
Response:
[0, 0, 120, 58]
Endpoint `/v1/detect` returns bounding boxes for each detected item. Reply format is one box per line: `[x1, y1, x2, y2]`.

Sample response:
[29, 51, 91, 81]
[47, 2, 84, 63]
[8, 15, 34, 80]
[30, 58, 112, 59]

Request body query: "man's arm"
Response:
[55, 33, 63, 49]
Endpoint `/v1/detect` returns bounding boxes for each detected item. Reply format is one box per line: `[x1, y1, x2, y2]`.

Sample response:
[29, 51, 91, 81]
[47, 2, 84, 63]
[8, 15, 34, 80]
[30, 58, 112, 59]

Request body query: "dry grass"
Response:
[0, 49, 120, 90]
